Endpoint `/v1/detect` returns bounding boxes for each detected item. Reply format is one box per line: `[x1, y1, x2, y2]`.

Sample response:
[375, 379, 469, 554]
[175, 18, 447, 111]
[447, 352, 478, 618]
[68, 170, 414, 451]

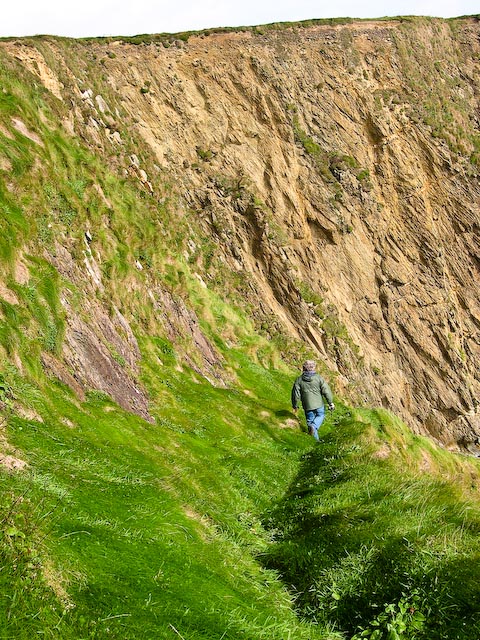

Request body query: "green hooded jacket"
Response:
[291, 372, 333, 412]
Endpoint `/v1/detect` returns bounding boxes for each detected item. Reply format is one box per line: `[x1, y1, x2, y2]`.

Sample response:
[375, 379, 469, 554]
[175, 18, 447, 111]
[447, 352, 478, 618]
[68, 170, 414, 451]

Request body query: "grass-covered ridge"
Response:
[4, 15, 476, 47]
[0, 17, 381, 46]
[263, 408, 480, 639]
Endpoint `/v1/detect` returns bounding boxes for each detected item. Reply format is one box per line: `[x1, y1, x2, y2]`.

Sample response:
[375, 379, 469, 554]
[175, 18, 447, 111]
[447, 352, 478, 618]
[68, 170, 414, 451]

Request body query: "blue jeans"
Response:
[305, 406, 325, 440]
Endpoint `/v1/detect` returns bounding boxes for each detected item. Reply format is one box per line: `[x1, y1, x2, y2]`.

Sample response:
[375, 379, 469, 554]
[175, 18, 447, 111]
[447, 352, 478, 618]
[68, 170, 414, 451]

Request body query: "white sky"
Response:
[1, 0, 478, 39]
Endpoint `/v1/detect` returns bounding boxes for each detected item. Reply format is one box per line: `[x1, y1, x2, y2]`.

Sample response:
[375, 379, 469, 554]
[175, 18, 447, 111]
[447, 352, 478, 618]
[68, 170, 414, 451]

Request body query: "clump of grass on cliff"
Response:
[291, 113, 337, 184]
[262, 407, 480, 640]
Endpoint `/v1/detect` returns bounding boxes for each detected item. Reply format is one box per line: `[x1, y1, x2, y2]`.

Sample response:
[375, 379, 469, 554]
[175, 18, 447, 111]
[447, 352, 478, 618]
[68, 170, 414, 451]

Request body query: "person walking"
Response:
[291, 360, 335, 440]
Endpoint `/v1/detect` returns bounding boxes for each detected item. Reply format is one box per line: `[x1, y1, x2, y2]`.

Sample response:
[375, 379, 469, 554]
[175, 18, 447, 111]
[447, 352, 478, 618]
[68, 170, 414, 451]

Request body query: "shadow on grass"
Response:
[274, 409, 296, 418]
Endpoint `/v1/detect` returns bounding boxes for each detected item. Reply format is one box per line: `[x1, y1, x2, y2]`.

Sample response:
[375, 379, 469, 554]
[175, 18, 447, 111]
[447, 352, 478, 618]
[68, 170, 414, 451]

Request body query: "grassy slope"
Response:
[263, 408, 480, 639]
[1, 35, 480, 640]
[2, 351, 342, 640]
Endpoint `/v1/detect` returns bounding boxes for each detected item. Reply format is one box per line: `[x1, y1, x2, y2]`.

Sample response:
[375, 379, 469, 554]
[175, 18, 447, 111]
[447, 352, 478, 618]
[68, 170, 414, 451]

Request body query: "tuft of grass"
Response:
[292, 115, 336, 184]
[0, 186, 29, 265]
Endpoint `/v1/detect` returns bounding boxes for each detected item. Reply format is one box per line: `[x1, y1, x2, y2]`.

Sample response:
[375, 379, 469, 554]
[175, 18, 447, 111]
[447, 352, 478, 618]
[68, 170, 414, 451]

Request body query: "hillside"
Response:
[0, 15, 479, 640]
[2, 15, 479, 448]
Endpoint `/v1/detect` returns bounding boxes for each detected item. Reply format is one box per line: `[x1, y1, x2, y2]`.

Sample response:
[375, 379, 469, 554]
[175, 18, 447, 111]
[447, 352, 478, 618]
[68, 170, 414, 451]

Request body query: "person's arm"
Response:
[291, 379, 301, 411]
[319, 376, 334, 410]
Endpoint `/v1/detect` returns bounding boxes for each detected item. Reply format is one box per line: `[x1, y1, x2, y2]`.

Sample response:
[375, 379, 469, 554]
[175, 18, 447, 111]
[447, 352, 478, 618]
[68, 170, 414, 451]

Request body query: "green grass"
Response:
[0, 184, 29, 265]
[4, 375, 480, 639]
[262, 407, 480, 639]
[1, 354, 343, 640]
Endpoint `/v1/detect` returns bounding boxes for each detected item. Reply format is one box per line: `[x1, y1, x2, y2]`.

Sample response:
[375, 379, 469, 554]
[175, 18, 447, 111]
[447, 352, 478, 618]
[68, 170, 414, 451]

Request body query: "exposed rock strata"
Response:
[1, 18, 479, 447]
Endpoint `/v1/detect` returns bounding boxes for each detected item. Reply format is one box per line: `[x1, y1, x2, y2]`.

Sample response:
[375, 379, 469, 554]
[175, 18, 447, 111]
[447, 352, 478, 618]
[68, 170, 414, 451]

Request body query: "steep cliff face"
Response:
[1, 17, 479, 449]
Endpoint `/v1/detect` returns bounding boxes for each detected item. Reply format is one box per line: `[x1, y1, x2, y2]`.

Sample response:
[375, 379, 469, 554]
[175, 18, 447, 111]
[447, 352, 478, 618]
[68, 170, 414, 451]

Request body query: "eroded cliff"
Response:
[1, 16, 479, 449]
